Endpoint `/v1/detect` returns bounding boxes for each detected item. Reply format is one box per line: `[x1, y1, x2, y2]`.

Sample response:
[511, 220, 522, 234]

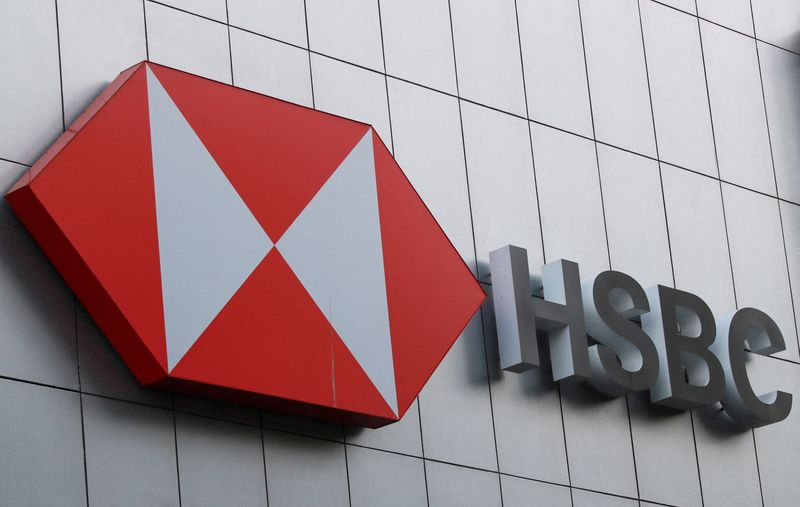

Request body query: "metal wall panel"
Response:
[692, 407, 763, 507]
[83, 396, 180, 506]
[640, 0, 717, 177]
[580, 0, 657, 157]
[781, 201, 800, 362]
[462, 102, 543, 282]
[450, 0, 527, 115]
[380, 0, 457, 95]
[145, 1, 232, 84]
[628, 392, 703, 507]
[262, 409, 344, 442]
[0, 161, 79, 389]
[157, 0, 227, 23]
[77, 304, 171, 407]
[597, 144, 672, 287]
[723, 183, 799, 361]
[0, 1, 799, 505]
[701, 20, 775, 195]
[560, 382, 639, 498]
[418, 314, 498, 470]
[759, 42, 800, 203]
[572, 489, 638, 507]
[0, 0, 63, 164]
[228, 0, 308, 48]
[750, 355, 800, 506]
[58, 0, 147, 125]
[387, 78, 475, 268]
[174, 392, 261, 426]
[0, 379, 87, 506]
[230, 28, 313, 107]
[345, 400, 423, 457]
[426, 460, 502, 507]
[696, 0, 754, 36]
[347, 446, 428, 507]
[263, 431, 350, 507]
[306, 0, 384, 72]
[656, 0, 696, 14]
[175, 414, 268, 507]
[483, 285, 570, 485]
[752, 0, 800, 53]
[661, 164, 736, 313]
[517, 0, 593, 138]
[500, 475, 572, 507]
[310, 53, 392, 147]
[531, 123, 608, 275]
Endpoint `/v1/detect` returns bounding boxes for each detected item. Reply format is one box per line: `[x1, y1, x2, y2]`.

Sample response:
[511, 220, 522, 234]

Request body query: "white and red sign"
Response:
[6, 62, 484, 427]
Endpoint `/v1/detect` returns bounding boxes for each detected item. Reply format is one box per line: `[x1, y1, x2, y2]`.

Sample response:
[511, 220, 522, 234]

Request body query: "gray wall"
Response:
[1, 0, 800, 506]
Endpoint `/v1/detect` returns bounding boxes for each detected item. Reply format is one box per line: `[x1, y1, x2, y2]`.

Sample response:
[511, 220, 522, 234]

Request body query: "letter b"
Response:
[642, 285, 725, 409]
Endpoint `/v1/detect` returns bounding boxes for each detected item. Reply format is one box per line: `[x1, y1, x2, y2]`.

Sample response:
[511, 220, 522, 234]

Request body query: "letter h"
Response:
[489, 245, 590, 382]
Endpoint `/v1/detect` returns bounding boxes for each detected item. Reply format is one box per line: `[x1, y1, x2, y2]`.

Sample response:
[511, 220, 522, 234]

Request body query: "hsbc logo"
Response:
[490, 245, 793, 428]
[7, 61, 791, 431]
[5, 62, 484, 428]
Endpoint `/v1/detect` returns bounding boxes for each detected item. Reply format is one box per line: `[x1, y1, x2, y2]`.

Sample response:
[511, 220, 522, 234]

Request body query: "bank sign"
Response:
[491, 246, 792, 428]
[5, 62, 484, 428]
[5, 63, 791, 429]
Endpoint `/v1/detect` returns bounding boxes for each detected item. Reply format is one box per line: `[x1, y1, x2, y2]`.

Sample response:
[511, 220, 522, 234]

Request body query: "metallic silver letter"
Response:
[712, 308, 792, 427]
[536, 259, 590, 382]
[582, 271, 659, 396]
[489, 246, 590, 382]
[643, 285, 725, 409]
[489, 245, 539, 372]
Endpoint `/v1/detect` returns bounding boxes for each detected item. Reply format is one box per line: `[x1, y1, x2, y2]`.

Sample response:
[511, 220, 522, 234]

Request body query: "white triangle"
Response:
[146, 67, 273, 371]
[277, 131, 397, 414]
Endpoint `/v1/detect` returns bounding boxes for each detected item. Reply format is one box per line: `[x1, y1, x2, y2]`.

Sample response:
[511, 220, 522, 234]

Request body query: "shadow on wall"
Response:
[785, 38, 800, 199]
[0, 166, 78, 385]
[482, 283, 558, 395]
[1, 162, 178, 404]
[789, 27, 800, 54]
[781, 37, 800, 304]
[761, 25, 800, 202]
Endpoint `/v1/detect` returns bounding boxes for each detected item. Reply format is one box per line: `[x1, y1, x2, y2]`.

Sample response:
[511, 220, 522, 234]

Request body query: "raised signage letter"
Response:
[712, 308, 792, 427]
[642, 285, 725, 409]
[537, 259, 590, 382]
[582, 271, 659, 396]
[489, 245, 539, 372]
[489, 246, 589, 382]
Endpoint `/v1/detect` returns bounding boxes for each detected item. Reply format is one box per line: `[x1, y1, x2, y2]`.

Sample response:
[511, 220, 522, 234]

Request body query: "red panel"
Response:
[7, 64, 144, 198]
[30, 65, 168, 372]
[170, 249, 336, 408]
[374, 131, 486, 415]
[7, 130, 73, 196]
[6, 185, 166, 384]
[148, 63, 370, 241]
[332, 338, 396, 420]
[66, 63, 143, 135]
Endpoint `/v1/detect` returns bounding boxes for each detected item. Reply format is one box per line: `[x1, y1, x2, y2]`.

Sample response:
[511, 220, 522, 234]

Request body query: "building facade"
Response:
[1, 0, 799, 506]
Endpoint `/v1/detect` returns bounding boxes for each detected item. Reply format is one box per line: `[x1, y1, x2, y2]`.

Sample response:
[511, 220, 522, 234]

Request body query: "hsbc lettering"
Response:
[490, 245, 792, 428]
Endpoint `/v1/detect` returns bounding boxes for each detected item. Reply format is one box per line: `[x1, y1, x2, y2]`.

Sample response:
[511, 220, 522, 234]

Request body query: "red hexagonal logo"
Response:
[5, 62, 484, 427]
